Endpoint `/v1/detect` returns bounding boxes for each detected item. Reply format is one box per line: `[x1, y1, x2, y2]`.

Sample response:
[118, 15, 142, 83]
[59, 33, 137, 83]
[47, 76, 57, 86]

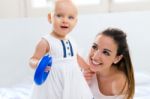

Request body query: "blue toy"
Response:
[34, 54, 52, 85]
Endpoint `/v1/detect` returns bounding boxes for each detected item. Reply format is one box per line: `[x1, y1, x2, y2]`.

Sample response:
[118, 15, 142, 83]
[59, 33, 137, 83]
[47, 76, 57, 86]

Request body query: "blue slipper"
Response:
[34, 54, 52, 85]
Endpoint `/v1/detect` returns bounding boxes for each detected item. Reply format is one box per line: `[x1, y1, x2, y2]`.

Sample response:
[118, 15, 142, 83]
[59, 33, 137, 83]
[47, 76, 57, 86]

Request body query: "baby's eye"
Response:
[56, 14, 62, 18]
[103, 50, 110, 56]
[68, 16, 74, 19]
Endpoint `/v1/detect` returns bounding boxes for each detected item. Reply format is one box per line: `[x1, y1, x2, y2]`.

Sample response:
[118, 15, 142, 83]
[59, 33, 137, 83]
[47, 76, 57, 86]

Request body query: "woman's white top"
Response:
[90, 75, 125, 99]
[30, 34, 93, 99]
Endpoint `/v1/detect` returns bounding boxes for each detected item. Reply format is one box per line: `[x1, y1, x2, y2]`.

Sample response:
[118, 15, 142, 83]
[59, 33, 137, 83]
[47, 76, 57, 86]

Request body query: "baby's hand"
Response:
[44, 66, 51, 72]
[83, 68, 95, 81]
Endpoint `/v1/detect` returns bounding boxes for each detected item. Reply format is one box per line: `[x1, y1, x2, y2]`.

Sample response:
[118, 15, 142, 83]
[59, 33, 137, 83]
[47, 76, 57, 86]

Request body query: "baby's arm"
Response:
[77, 54, 90, 70]
[29, 38, 50, 69]
[77, 54, 95, 84]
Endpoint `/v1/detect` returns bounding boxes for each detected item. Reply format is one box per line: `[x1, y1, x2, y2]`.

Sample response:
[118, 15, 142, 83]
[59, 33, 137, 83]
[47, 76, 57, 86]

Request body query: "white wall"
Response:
[73, 11, 150, 74]
[0, 17, 50, 87]
[0, 11, 150, 87]
[0, 0, 26, 19]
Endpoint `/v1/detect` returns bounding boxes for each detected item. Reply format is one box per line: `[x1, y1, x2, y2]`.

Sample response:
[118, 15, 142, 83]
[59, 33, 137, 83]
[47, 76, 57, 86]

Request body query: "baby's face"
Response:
[51, 0, 78, 39]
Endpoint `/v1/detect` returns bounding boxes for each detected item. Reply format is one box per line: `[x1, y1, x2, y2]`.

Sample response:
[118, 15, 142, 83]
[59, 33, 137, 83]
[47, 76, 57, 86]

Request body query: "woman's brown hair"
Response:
[98, 28, 135, 99]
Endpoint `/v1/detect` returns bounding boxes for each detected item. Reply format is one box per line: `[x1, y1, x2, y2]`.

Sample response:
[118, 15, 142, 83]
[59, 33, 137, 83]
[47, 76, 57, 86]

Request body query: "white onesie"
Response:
[30, 34, 94, 99]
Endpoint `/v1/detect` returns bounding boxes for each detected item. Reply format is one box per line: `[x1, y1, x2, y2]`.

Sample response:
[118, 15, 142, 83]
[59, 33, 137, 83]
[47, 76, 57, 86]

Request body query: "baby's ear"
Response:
[75, 18, 78, 24]
[47, 13, 52, 23]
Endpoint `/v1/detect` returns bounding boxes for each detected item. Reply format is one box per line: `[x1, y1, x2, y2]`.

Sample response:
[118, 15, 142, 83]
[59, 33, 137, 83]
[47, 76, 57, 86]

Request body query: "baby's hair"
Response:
[47, 0, 78, 13]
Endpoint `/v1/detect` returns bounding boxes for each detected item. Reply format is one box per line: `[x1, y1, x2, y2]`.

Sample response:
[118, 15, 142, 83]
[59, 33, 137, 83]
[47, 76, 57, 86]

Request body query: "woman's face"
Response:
[88, 34, 120, 73]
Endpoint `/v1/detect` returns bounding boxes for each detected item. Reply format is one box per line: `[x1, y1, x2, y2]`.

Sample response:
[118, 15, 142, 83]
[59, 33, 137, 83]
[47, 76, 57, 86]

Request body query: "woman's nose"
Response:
[92, 50, 101, 60]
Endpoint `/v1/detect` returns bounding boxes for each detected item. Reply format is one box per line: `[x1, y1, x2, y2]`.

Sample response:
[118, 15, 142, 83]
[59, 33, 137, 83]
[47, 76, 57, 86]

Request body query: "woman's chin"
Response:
[90, 65, 98, 72]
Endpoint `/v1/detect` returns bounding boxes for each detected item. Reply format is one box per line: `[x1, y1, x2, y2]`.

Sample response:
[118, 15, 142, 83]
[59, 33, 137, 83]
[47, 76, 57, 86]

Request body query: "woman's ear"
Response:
[114, 55, 123, 64]
[48, 13, 52, 23]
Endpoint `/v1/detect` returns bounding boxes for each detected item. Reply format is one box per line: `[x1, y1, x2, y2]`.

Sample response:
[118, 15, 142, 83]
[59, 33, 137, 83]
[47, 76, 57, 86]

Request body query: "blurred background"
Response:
[0, 0, 150, 88]
[1, 0, 150, 18]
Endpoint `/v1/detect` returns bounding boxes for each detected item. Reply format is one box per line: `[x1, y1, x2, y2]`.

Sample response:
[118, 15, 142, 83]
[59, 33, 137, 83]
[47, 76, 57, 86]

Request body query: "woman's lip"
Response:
[90, 60, 99, 67]
[90, 58, 103, 67]
[92, 60, 100, 65]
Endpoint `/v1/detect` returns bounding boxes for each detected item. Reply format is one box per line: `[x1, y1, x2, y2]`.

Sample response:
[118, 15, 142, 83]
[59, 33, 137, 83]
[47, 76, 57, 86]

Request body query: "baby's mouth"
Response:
[61, 26, 68, 29]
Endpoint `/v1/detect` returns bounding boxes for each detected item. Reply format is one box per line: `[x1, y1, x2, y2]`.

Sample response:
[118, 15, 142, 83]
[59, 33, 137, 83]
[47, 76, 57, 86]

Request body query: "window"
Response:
[111, 0, 150, 12]
[27, 0, 150, 17]
[69, 0, 100, 5]
[114, 0, 143, 3]
[32, 0, 47, 7]
[32, 0, 101, 8]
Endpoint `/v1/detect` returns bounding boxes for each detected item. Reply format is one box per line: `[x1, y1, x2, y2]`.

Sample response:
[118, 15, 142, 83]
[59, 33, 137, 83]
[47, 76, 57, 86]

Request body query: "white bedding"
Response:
[0, 76, 32, 99]
[134, 72, 150, 99]
[0, 83, 32, 99]
[0, 72, 150, 99]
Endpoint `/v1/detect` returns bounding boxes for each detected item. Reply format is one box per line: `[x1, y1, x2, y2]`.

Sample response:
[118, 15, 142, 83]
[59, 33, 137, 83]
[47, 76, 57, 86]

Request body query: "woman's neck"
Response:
[97, 66, 118, 79]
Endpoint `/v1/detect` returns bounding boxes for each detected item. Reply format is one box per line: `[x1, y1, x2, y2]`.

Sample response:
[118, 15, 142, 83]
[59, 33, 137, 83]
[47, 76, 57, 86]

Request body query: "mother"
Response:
[84, 28, 135, 99]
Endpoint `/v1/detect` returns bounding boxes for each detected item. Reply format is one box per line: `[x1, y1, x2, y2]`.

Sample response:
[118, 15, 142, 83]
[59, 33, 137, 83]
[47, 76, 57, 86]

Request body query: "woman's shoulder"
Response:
[112, 71, 128, 95]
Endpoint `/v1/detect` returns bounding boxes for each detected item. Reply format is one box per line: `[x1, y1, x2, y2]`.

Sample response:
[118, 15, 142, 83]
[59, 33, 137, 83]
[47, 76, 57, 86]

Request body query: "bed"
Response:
[0, 71, 150, 99]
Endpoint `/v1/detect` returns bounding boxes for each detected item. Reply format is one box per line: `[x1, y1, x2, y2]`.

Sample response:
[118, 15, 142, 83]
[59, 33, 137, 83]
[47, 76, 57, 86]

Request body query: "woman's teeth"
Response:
[92, 60, 102, 65]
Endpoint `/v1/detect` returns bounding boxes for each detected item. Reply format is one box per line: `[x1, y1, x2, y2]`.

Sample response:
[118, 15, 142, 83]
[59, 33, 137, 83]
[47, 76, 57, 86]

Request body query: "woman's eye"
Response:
[103, 50, 110, 56]
[92, 45, 98, 50]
